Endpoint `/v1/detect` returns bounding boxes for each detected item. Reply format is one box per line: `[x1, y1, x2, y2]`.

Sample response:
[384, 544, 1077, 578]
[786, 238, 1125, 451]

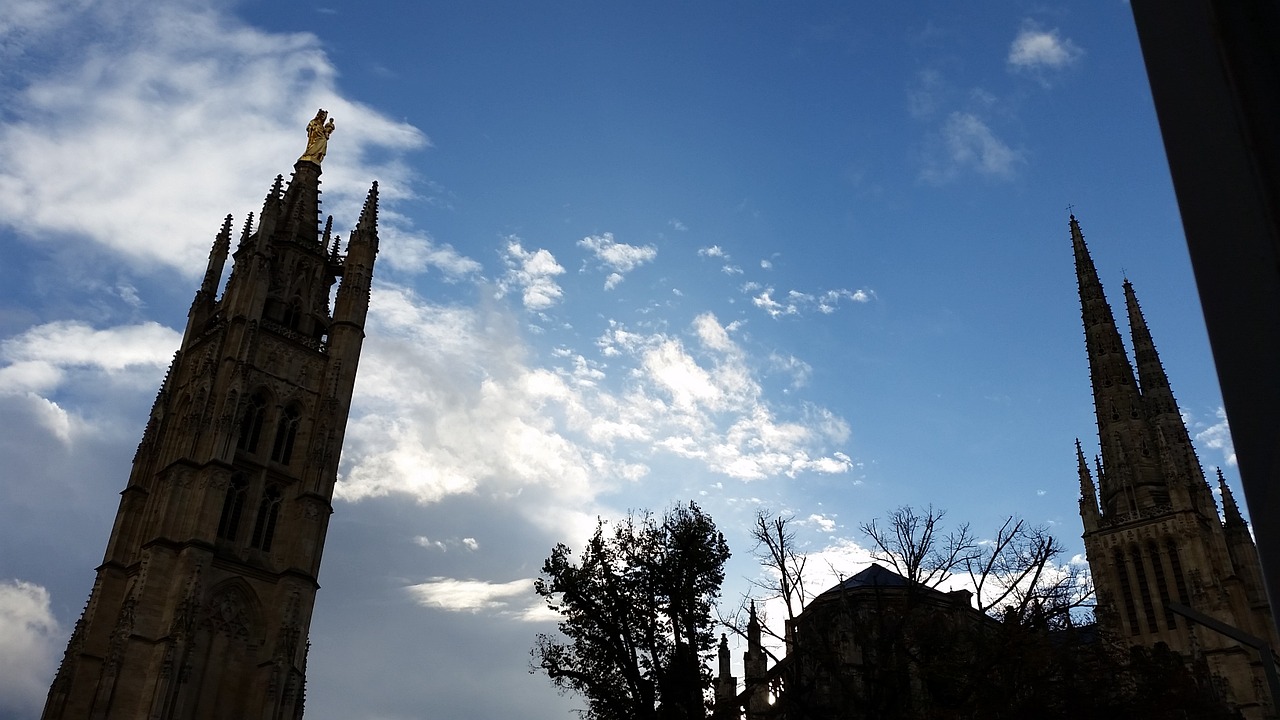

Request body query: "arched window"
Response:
[217, 474, 248, 541]
[1114, 550, 1141, 635]
[237, 392, 268, 453]
[281, 295, 303, 332]
[251, 485, 283, 552]
[270, 405, 301, 465]
[1148, 542, 1177, 629]
[1131, 546, 1159, 632]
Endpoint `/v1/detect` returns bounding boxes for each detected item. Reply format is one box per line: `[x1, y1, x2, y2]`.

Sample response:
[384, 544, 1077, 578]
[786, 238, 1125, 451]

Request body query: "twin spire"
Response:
[1072, 215, 1219, 522]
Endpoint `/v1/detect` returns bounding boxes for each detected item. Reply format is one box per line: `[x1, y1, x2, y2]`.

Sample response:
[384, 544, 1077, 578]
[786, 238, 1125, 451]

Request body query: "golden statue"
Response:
[300, 109, 336, 164]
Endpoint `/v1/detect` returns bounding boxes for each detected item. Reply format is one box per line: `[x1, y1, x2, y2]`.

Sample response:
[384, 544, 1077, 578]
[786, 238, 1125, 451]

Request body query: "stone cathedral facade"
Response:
[1071, 216, 1277, 718]
[42, 111, 378, 719]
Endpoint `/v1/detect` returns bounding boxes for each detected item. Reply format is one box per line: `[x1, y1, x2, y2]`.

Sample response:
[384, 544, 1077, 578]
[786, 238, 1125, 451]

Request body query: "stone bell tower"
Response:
[1071, 215, 1277, 718]
[43, 110, 378, 720]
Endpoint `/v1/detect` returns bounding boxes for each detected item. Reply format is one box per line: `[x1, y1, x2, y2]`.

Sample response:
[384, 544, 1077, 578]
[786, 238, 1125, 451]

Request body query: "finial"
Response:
[330, 234, 342, 261]
[1066, 202, 1076, 220]
[220, 214, 234, 236]
[299, 109, 335, 164]
[322, 215, 333, 246]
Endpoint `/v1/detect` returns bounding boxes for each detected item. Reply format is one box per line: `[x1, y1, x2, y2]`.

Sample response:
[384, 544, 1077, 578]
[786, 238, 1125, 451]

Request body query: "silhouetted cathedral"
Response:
[43, 111, 378, 719]
[1072, 215, 1276, 718]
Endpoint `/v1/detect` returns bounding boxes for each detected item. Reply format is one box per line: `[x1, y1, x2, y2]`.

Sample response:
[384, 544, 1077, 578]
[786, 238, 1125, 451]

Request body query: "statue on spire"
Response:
[300, 109, 335, 164]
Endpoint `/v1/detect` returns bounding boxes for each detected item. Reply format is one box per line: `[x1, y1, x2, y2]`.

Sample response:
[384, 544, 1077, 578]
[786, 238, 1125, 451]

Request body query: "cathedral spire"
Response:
[1078, 439, 1100, 529]
[1072, 215, 1156, 513]
[200, 215, 233, 299]
[1218, 468, 1248, 528]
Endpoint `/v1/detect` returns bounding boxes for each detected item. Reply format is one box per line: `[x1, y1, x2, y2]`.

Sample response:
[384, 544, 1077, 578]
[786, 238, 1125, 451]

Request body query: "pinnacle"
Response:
[358, 181, 379, 230]
[1218, 468, 1247, 527]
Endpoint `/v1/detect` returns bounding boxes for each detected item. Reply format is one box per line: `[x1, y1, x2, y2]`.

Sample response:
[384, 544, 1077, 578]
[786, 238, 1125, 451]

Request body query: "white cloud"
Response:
[1008, 21, 1083, 72]
[669, 219, 687, 232]
[0, 0, 431, 276]
[578, 232, 657, 290]
[0, 321, 180, 395]
[698, 245, 727, 258]
[1193, 406, 1237, 467]
[0, 579, 61, 717]
[406, 577, 550, 619]
[922, 112, 1022, 183]
[343, 284, 854, 507]
[750, 287, 874, 318]
[806, 513, 837, 533]
[499, 238, 566, 310]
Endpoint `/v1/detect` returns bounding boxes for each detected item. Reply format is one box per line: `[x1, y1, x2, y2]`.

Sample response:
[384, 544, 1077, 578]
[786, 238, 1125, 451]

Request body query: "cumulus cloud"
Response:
[0, 579, 61, 717]
[499, 238, 566, 310]
[340, 286, 853, 518]
[578, 232, 657, 290]
[1008, 21, 1083, 72]
[921, 112, 1022, 183]
[0, 0, 462, 279]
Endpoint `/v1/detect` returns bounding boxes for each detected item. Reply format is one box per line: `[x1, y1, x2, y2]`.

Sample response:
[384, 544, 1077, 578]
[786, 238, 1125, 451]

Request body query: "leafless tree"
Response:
[748, 510, 812, 625]
[963, 516, 1093, 625]
[859, 505, 977, 589]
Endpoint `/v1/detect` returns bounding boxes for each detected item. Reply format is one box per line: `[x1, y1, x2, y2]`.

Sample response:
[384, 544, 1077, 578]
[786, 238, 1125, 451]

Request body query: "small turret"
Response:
[743, 601, 769, 720]
[714, 633, 738, 718]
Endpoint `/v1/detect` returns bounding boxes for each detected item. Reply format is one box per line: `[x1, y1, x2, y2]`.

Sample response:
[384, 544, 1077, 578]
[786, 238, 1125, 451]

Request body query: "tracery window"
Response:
[271, 405, 301, 465]
[237, 392, 268, 453]
[1114, 550, 1141, 635]
[251, 485, 283, 552]
[217, 474, 248, 541]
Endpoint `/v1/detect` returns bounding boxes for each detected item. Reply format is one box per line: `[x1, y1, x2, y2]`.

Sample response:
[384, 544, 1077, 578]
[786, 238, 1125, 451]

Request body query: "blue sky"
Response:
[0, 1, 1241, 718]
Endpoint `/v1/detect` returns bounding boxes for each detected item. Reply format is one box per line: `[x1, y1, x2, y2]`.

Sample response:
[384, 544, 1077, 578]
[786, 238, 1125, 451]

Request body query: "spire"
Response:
[264, 175, 284, 210]
[354, 182, 379, 238]
[718, 633, 731, 679]
[1072, 215, 1152, 514]
[238, 213, 255, 249]
[1078, 439, 1100, 528]
[1218, 468, 1248, 528]
[322, 215, 333, 249]
[200, 215, 233, 299]
[275, 160, 323, 247]
[1124, 278, 1181, 419]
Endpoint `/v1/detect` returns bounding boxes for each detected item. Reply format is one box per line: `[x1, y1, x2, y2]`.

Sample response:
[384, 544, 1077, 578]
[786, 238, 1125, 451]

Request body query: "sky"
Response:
[0, 1, 1245, 718]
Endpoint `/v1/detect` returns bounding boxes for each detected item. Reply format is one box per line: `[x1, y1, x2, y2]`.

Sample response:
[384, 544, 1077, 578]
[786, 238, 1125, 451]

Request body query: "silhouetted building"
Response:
[1071, 215, 1277, 718]
[716, 564, 984, 720]
[42, 111, 379, 719]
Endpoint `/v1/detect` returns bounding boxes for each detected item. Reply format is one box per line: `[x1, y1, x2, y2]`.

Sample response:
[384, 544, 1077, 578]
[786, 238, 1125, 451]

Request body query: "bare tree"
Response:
[859, 505, 977, 588]
[963, 517, 1093, 626]
[748, 510, 812, 626]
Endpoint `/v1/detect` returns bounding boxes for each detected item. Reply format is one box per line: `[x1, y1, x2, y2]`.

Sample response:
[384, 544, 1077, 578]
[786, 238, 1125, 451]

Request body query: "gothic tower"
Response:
[1071, 215, 1277, 718]
[42, 110, 378, 720]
